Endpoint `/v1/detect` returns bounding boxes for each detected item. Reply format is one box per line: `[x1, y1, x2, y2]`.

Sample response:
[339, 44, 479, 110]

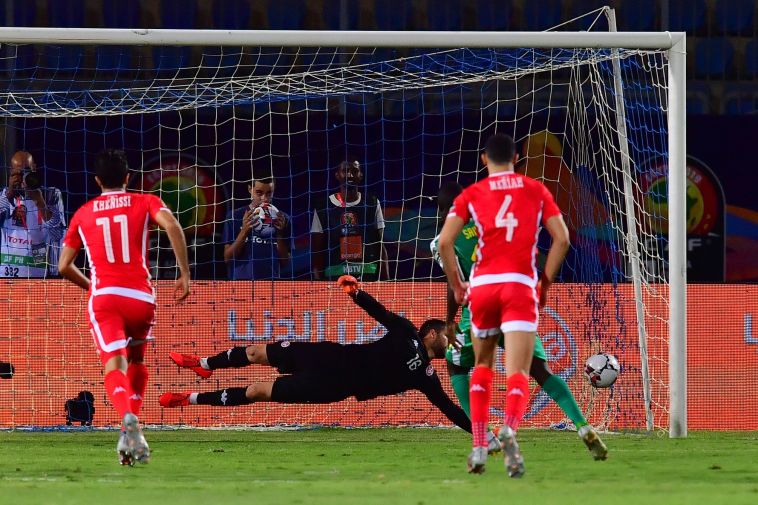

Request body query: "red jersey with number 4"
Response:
[62, 191, 170, 303]
[448, 171, 562, 288]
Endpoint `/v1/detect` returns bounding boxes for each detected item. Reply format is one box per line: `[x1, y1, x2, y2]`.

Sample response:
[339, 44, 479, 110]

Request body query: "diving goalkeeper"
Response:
[161, 275, 499, 450]
[430, 181, 607, 460]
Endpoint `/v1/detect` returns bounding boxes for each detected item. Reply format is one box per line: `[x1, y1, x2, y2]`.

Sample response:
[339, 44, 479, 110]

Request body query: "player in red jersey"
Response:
[58, 149, 191, 466]
[437, 134, 570, 477]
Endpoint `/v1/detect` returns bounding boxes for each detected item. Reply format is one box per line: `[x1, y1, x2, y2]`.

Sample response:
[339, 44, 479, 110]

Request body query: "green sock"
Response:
[542, 374, 587, 427]
[450, 373, 471, 418]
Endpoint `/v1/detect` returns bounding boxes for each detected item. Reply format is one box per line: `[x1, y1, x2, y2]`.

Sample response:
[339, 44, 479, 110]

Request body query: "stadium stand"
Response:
[669, 0, 707, 34]
[695, 37, 735, 79]
[714, 0, 755, 36]
[268, 0, 306, 30]
[426, 0, 462, 31]
[745, 38, 758, 80]
[618, 0, 657, 31]
[687, 82, 711, 115]
[1, 0, 37, 26]
[522, 0, 563, 31]
[475, 0, 511, 31]
[322, 0, 359, 31]
[724, 83, 758, 115]
[103, 2, 141, 28]
[212, 0, 252, 30]
[374, 0, 413, 31]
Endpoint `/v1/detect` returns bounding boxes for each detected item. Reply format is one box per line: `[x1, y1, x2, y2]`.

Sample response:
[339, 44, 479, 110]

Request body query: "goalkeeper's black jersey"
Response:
[343, 290, 471, 432]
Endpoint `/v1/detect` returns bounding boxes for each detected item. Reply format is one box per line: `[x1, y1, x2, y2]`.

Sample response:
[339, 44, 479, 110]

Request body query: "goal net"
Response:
[0, 33, 676, 433]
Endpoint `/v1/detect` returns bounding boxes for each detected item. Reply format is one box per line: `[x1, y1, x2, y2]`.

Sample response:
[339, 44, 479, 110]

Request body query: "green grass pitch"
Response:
[1, 429, 757, 505]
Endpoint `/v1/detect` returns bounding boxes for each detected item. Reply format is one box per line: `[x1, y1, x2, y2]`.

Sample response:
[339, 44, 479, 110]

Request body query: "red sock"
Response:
[469, 366, 494, 448]
[104, 370, 134, 419]
[126, 363, 149, 416]
[504, 373, 530, 431]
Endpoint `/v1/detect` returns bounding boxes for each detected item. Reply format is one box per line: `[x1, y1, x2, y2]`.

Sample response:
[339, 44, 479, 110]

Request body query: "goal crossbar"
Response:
[0, 28, 684, 49]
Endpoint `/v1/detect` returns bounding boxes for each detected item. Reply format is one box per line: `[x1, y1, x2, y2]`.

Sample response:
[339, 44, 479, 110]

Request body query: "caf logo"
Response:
[132, 154, 226, 238]
[341, 212, 357, 226]
[341, 211, 358, 236]
[640, 156, 721, 236]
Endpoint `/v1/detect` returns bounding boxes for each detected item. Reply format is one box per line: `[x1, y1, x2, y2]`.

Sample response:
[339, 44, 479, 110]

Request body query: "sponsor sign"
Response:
[0, 282, 755, 430]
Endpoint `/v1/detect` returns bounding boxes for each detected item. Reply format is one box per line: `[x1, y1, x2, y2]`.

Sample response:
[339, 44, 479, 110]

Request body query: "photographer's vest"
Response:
[314, 192, 382, 281]
[1, 192, 49, 278]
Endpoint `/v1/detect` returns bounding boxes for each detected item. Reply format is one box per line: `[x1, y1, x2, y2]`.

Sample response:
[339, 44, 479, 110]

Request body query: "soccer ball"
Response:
[584, 353, 620, 388]
[251, 203, 279, 233]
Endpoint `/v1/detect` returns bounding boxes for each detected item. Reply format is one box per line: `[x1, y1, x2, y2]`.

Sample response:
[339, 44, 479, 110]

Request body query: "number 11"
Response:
[95, 214, 130, 264]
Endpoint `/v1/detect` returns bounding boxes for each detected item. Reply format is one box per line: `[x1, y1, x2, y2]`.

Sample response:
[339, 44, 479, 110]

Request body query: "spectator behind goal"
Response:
[222, 174, 291, 280]
[310, 159, 388, 281]
[0, 151, 65, 278]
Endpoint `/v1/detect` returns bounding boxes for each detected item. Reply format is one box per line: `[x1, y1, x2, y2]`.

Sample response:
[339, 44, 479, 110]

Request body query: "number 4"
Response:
[95, 214, 130, 264]
[495, 194, 519, 241]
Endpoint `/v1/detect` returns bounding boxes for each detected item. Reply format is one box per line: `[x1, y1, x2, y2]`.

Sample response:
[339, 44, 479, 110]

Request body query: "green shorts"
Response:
[445, 306, 547, 369]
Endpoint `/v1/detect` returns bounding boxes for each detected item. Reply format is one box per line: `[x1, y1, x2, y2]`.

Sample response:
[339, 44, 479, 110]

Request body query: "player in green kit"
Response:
[431, 181, 607, 460]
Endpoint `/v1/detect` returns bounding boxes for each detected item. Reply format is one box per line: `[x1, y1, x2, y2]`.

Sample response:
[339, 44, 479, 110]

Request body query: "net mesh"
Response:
[0, 42, 678, 432]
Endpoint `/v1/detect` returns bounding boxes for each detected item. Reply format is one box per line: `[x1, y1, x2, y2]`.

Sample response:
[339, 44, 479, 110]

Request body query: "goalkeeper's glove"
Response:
[336, 275, 359, 296]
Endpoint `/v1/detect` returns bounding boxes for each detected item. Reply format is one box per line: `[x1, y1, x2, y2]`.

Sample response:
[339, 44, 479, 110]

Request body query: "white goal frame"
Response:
[0, 27, 687, 438]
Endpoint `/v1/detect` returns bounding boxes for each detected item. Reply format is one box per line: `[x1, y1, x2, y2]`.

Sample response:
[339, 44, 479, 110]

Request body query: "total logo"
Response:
[249, 235, 272, 245]
[6, 236, 31, 245]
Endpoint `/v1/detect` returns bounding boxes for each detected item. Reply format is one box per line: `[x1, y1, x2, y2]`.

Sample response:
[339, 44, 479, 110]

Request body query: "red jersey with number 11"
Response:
[447, 171, 562, 289]
[62, 191, 170, 303]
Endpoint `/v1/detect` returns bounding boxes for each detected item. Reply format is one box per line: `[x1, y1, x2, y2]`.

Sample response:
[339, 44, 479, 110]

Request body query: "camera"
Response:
[65, 390, 95, 426]
[22, 169, 42, 191]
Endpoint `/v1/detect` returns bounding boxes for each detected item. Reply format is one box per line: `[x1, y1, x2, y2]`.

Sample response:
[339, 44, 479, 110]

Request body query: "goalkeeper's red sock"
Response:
[127, 363, 148, 416]
[104, 370, 134, 419]
[469, 366, 493, 448]
[504, 372, 530, 431]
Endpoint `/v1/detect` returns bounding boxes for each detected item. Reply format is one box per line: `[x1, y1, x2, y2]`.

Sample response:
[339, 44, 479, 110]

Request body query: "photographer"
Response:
[0, 151, 65, 278]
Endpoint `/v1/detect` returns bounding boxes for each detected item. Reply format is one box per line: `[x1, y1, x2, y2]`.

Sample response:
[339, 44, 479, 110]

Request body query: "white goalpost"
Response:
[0, 27, 686, 437]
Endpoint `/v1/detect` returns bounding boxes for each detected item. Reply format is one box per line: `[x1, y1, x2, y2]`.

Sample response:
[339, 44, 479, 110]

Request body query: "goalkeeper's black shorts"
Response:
[267, 341, 353, 404]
